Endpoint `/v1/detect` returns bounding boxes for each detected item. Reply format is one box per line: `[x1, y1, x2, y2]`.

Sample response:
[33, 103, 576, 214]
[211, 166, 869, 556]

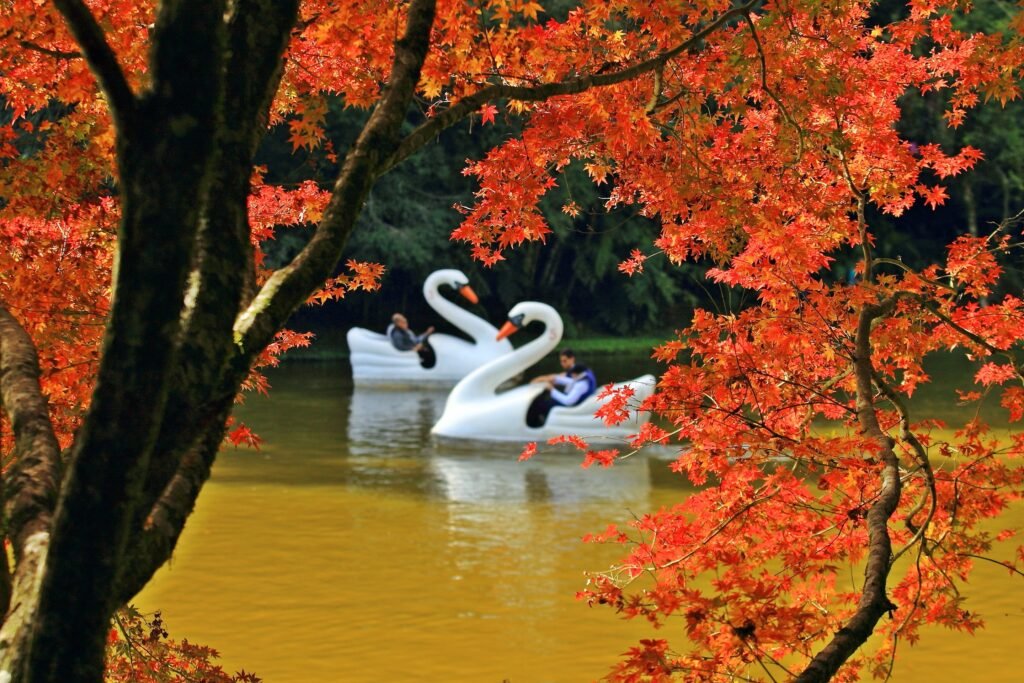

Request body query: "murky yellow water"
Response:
[137, 360, 1022, 682]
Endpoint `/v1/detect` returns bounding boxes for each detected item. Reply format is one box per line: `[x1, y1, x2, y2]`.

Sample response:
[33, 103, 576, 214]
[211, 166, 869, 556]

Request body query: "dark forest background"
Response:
[258, 1, 1024, 350]
[216, 2, 1024, 348]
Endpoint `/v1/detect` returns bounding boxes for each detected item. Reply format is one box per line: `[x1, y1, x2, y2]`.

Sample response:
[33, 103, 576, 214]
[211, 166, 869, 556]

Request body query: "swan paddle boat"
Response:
[347, 269, 513, 387]
[431, 301, 656, 442]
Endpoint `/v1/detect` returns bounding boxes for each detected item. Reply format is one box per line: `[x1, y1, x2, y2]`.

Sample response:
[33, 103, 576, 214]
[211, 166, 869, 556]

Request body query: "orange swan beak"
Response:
[496, 320, 519, 341]
[458, 284, 479, 305]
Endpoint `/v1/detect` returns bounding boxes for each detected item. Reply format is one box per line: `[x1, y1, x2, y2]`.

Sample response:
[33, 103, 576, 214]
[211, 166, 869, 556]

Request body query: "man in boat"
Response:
[388, 313, 436, 365]
[527, 349, 598, 426]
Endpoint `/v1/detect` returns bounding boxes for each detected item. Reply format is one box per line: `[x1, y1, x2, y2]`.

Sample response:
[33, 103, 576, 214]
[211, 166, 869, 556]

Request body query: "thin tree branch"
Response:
[17, 40, 81, 60]
[380, 0, 760, 174]
[235, 0, 439, 355]
[741, 11, 804, 163]
[956, 553, 1024, 578]
[51, 0, 135, 131]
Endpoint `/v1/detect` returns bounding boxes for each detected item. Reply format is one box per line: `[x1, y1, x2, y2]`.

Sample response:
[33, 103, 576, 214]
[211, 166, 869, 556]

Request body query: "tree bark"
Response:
[0, 305, 61, 675]
[122, 0, 300, 600]
[14, 1, 229, 679]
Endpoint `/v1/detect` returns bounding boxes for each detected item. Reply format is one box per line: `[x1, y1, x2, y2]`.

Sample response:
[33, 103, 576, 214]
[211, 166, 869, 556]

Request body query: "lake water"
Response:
[136, 357, 1021, 682]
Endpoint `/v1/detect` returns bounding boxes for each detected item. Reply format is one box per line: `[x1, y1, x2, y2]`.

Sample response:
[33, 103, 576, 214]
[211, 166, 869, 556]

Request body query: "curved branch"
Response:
[872, 371, 937, 565]
[235, 0, 438, 355]
[51, 0, 135, 131]
[794, 300, 902, 683]
[381, 0, 759, 174]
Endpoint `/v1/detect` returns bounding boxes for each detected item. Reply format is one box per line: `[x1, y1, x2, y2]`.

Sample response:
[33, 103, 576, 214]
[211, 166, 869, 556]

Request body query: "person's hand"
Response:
[425, 326, 435, 335]
[413, 343, 423, 351]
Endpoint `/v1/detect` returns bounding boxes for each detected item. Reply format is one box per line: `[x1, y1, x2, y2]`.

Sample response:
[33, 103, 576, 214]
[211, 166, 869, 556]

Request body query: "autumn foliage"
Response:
[105, 607, 260, 683]
[0, 0, 1023, 681]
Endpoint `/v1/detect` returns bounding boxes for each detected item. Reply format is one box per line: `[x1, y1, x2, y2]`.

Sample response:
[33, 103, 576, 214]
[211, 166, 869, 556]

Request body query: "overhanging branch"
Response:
[381, 0, 759, 174]
[235, 0, 439, 356]
[51, 0, 135, 131]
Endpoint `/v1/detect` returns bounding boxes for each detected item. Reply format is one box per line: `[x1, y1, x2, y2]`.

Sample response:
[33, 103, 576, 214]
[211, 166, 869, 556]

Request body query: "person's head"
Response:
[558, 348, 576, 371]
[569, 363, 587, 377]
[391, 313, 409, 329]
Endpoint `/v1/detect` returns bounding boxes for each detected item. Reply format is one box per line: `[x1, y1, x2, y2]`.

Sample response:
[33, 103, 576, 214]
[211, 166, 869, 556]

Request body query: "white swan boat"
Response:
[431, 301, 656, 442]
[347, 269, 513, 387]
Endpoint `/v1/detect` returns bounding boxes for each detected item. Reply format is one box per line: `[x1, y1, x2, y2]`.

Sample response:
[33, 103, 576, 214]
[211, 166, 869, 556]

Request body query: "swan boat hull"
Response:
[431, 375, 657, 442]
[347, 329, 506, 387]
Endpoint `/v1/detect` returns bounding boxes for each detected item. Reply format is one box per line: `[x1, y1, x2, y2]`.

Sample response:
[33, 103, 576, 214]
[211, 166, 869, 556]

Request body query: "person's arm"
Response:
[551, 373, 572, 389]
[550, 378, 590, 406]
[411, 326, 435, 346]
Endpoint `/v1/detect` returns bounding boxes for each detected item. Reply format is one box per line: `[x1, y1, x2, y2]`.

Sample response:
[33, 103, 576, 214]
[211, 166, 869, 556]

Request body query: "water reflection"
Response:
[346, 386, 448, 457]
[348, 385, 654, 505]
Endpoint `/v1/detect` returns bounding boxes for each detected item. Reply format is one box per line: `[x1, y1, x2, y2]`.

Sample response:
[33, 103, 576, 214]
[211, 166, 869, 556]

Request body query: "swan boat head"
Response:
[423, 268, 479, 305]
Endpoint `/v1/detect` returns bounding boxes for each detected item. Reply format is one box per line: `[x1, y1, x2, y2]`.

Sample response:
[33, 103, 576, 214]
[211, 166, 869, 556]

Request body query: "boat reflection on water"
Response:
[347, 386, 654, 506]
[429, 449, 652, 506]
[346, 386, 450, 457]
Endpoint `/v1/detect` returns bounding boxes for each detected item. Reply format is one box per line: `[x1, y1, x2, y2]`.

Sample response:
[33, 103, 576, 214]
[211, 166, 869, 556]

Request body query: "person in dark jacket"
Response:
[387, 313, 435, 365]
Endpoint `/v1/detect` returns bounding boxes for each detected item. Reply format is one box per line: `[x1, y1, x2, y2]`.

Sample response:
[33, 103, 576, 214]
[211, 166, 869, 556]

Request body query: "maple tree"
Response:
[0, 0, 1022, 682]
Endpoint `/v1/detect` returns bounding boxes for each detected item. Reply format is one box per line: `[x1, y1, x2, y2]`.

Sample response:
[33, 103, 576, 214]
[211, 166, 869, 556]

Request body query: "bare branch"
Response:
[17, 40, 81, 60]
